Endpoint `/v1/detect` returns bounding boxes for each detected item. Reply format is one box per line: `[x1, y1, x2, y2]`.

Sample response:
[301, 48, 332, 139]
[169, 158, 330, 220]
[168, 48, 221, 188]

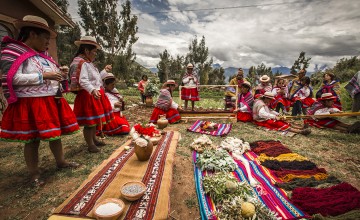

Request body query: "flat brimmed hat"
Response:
[187, 63, 194, 69]
[262, 91, 275, 100]
[241, 81, 251, 88]
[74, 36, 101, 49]
[101, 72, 115, 81]
[319, 93, 336, 101]
[163, 79, 178, 87]
[259, 75, 270, 83]
[15, 15, 57, 37]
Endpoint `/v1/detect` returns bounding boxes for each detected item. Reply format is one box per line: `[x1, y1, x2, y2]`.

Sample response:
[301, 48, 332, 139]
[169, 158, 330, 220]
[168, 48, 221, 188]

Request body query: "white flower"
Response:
[135, 137, 148, 147]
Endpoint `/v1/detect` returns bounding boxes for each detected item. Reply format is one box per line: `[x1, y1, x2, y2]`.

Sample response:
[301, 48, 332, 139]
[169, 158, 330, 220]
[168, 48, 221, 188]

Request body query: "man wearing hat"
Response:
[150, 80, 181, 124]
[225, 68, 249, 110]
[235, 81, 254, 122]
[181, 63, 200, 111]
[99, 72, 130, 135]
[305, 93, 360, 133]
[0, 15, 80, 186]
[255, 75, 273, 96]
[253, 92, 311, 135]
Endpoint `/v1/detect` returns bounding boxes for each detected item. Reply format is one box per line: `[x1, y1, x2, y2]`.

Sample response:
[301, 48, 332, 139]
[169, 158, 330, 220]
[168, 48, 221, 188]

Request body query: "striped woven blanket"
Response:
[193, 150, 309, 220]
[188, 120, 232, 136]
[52, 131, 179, 220]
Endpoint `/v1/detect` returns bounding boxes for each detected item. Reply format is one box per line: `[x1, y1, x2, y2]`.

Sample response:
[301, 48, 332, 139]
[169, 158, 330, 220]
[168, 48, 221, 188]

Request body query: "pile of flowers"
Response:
[130, 123, 160, 147]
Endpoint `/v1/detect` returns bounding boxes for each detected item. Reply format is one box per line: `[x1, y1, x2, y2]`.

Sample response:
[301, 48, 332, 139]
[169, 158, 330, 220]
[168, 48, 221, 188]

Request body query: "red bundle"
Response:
[134, 124, 159, 137]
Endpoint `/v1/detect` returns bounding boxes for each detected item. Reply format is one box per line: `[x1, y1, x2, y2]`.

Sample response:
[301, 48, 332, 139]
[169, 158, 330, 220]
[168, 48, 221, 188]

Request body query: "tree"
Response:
[247, 66, 257, 86]
[78, 0, 138, 66]
[291, 51, 311, 73]
[208, 67, 225, 85]
[185, 36, 213, 85]
[157, 50, 171, 83]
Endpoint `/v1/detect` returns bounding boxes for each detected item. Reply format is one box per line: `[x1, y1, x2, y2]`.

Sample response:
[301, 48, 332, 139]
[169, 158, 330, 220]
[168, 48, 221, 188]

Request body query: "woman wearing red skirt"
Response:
[98, 73, 130, 135]
[181, 63, 200, 111]
[70, 36, 113, 153]
[150, 80, 181, 124]
[0, 15, 80, 186]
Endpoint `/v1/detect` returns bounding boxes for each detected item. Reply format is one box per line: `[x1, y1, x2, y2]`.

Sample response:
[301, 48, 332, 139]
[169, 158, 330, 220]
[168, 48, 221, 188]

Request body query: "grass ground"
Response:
[0, 93, 359, 220]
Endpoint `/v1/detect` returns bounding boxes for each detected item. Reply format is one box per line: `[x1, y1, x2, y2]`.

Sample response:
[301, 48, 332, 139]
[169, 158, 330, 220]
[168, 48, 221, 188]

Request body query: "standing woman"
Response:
[181, 63, 200, 111]
[316, 72, 342, 110]
[70, 36, 113, 153]
[0, 15, 80, 186]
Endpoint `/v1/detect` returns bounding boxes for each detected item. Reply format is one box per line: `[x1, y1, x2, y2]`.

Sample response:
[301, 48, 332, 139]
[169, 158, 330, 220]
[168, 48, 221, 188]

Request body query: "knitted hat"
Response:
[319, 93, 336, 101]
[101, 72, 115, 81]
[15, 15, 57, 37]
[74, 36, 101, 49]
[259, 75, 270, 83]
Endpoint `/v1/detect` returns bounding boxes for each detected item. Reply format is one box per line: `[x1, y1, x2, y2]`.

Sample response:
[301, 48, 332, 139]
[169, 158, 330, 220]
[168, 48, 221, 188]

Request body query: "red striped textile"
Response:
[181, 87, 199, 101]
[187, 120, 232, 136]
[254, 119, 290, 131]
[97, 111, 130, 135]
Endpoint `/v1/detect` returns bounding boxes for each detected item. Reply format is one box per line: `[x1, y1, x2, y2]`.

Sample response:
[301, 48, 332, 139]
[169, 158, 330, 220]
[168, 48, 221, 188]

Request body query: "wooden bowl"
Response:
[121, 181, 146, 201]
[93, 198, 125, 220]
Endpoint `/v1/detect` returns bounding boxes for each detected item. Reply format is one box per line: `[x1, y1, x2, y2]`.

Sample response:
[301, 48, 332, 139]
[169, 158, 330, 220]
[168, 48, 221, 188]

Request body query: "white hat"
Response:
[187, 63, 194, 68]
[74, 36, 101, 49]
[101, 72, 115, 81]
[319, 93, 336, 101]
[262, 91, 275, 99]
[15, 15, 57, 37]
[259, 75, 270, 83]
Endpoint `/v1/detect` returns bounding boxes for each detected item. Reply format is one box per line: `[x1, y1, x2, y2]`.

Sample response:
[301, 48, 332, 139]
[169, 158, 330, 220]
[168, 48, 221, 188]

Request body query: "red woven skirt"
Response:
[270, 96, 291, 111]
[97, 111, 130, 135]
[181, 88, 200, 101]
[73, 89, 114, 126]
[150, 107, 181, 124]
[254, 119, 290, 131]
[0, 96, 79, 142]
[304, 118, 340, 128]
[237, 112, 253, 122]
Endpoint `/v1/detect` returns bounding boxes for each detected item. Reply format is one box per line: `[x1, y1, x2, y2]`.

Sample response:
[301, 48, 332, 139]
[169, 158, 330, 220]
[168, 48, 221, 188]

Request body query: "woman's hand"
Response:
[43, 71, 63, 81]
[114, 102, 122, 108]
[92, 89, 101, 99]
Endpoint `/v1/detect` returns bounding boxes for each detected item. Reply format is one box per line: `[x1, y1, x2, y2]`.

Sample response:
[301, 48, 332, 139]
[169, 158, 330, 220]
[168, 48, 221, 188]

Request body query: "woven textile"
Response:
[193, 150, 309, 220]
[53, 131, 179, 220]
[187, 120, 232, 136]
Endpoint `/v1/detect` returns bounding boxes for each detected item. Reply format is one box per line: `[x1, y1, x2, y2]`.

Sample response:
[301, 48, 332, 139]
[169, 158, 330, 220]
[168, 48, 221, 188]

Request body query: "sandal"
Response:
[31, 178, 45, 187]
[57, 161, 80, 169]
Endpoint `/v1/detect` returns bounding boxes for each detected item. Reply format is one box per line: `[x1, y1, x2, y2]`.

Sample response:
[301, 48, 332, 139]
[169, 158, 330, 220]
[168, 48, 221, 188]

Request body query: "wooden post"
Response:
[235, 85, 239, 112]
[178, 85, 182, 108]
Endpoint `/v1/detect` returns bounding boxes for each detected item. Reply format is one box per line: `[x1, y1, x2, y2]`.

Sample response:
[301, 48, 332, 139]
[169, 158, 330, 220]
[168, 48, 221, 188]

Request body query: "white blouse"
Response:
[79, 62, 102, 94]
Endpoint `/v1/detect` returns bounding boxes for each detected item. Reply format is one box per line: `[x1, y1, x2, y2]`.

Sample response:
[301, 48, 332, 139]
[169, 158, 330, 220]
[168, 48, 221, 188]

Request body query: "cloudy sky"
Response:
[68, 0, 360, 70]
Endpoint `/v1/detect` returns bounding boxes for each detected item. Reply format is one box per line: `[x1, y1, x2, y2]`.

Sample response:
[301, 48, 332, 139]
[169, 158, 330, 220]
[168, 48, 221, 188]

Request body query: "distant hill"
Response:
[149, 67, 158, 73]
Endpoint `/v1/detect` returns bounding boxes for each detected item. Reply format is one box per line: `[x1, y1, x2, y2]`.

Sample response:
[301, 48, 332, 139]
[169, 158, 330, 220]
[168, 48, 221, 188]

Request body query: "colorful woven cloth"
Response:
[187, 120, 232, 136]
[193, 150, 309, 220]
[291, 182, 360, 217]
[53, 131, 179, 220]
[250, 140, 293, 157]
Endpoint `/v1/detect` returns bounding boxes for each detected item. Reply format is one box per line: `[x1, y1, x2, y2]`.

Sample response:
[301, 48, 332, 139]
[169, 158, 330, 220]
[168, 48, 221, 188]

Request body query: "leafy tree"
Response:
[246, 66, 257, 86]
[56, 24, 82, 66]
[332, 56, 360, 82]
[208, 67, 225, 85]
[157, 50, 171, 83]
[291, 51, 311, 73]
[184, 36, 213, 85]
[53, 0, 69, 14]
[168, 55, 184, 82]
[78, 0, 138, 67]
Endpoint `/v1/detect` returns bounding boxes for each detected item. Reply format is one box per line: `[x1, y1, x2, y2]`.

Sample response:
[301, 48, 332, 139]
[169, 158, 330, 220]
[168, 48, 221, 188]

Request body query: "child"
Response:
[181, 63, 200, 111]
[236, 82, 254, 122]
[150, 80, 181, 124]
[253, 92, 311, 135]
[137, 75, 148, 104]
[70, 36, 114, 153]
[270, 78, 291, 114]
[305, 93, 360, 133]
[98, 73, 130, 135]
[290, 76, 315, 116]
[316, 72, 342, 110]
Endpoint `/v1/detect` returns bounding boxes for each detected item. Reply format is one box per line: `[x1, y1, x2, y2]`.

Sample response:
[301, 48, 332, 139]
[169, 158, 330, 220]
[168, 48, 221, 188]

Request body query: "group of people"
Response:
[231, 68, 360, 135]
[0, 15, 129, 186]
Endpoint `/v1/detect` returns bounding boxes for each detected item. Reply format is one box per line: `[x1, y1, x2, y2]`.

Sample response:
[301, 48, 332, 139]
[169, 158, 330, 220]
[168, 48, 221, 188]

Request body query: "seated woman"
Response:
[150, 80, 181, 124]
[97, 73, 130, 135]
[316, 72, 342, 110]
[270, 78, 291, 114]
[305, 93, 360, 133]
[290, 76, 315, 116]
[235, 81, 254, 122]
[253, 92, 311, 135]
[254, 75, 272, 96]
